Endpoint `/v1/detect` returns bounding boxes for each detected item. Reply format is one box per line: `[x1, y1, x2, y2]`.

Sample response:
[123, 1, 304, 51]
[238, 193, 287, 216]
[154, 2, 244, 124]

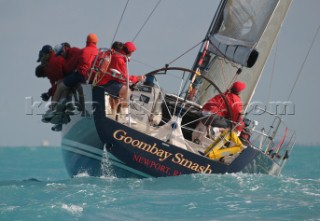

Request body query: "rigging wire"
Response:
[132, 0, 162, 42]
[287, 23, 320, 101]
[111, 0, 130, 44]
[130, 58, 158, 69]
[267, 35, 279, 102]
[167, 41, 203, 66]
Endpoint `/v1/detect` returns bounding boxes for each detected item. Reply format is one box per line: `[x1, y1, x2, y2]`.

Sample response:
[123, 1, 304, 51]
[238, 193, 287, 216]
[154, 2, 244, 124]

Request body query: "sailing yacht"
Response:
[58, 0, 296, 178]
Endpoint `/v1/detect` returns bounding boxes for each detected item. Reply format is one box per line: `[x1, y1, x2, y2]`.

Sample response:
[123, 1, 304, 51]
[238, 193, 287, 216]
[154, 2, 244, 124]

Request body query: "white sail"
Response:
[196, 0, 292, 111]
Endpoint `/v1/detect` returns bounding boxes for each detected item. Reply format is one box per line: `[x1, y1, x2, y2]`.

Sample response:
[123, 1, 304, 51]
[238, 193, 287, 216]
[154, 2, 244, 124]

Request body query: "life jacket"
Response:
[88, 49, 113, 85]
[95, 51, 140, 86]
[204, 130, 244, 161]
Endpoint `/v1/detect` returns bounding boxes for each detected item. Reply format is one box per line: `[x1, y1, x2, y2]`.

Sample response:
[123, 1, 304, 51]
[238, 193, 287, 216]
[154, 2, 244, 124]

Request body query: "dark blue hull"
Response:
[61, 114, 145, 178]
[61, 86, 281, 178]
[61, 116, 104, 177]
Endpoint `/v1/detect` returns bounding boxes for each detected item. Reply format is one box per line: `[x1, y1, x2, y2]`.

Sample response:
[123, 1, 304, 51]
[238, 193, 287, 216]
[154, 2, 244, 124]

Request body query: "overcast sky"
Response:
[0, 0, 319, 146]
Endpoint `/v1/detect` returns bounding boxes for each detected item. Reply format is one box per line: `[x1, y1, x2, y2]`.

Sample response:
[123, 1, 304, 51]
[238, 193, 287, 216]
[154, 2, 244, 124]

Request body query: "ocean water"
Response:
[0, 146, 319, 221]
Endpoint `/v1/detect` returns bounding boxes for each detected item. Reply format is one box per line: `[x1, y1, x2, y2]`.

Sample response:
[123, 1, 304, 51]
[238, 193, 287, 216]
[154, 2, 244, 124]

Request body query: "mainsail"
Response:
[192, 0, 292, 111]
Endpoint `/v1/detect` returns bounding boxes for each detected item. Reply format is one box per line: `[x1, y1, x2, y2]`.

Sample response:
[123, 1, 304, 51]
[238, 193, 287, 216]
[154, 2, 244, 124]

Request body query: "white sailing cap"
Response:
[54, 44, 64, 56]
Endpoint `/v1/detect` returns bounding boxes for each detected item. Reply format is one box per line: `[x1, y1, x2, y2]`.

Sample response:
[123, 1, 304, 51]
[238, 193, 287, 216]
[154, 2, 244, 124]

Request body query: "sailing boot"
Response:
[51, 124, 62, 132]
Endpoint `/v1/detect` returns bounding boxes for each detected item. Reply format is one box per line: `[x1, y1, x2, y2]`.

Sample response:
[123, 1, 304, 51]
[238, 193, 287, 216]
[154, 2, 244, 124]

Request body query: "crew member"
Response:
[97, 41, 145, 120]
[202, 81, 246, 131]
[192, 81, 246, 144]
[43, 33, 99, 121]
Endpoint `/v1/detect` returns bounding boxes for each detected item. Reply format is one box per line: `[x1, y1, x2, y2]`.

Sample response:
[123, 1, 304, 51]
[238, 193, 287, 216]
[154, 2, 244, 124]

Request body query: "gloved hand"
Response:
[41, 92, 50, 101]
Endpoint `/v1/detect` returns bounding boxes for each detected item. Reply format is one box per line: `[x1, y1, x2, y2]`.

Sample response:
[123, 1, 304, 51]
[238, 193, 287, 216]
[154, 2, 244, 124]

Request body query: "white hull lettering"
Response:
[113, 129, 212, 173]
[113, 130, 172, 162]
[172, 153, 212, 174]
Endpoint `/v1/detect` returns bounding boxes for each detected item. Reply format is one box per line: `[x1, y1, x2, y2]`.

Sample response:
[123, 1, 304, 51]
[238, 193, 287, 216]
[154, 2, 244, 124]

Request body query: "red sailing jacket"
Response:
[202, 91, 244, 130]
[97, 51, 139, 86]
[76, 43, 98, 79]
[63, 47, 81, 75]
[45, 52, 65, 96]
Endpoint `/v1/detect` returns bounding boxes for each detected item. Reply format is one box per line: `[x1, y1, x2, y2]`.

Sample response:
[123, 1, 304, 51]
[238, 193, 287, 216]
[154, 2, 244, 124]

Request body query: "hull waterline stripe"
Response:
[63, 145, 102, 161]
[62, 139, 152, 178]
[107, 154, 153, 178]
[63, 139, 104, 156]
[62, 138, 124, 164]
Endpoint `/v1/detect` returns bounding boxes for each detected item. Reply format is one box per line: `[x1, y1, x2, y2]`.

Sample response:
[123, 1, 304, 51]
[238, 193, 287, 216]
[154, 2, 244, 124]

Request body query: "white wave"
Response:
[99, 174, 117, 181]
[46, 183, 66, 188]
[61, 204, 83, 215]
[185, 202, 197, 210]
[1, 205, 20, 212]
[303, 190, 320, 197]
[74, 171, 90, 178]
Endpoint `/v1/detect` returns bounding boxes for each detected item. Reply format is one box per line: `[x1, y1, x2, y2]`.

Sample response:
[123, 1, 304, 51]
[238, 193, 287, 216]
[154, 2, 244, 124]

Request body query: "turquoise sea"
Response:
[0, 145, 319, 221]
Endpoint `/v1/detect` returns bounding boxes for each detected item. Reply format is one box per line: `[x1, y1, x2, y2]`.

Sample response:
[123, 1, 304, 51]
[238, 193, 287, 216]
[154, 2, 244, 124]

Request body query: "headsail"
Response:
[191, 0, 292, 111]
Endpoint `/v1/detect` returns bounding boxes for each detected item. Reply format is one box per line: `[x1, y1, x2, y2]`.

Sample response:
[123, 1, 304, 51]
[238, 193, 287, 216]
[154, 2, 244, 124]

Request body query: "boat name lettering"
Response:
[113, 130, 213, 174]
[172, 153, 212, 174]
[113, 130, 172, 162]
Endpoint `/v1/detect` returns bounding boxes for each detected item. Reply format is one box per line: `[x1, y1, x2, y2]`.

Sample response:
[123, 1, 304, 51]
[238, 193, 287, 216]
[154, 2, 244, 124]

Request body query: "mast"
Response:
[192, 0, 292, 111]
[183, 0, 226, 99]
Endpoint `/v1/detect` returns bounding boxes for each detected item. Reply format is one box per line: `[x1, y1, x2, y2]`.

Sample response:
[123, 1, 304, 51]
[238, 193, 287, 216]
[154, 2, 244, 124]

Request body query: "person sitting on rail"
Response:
[96, 41, 145, 122]
[89, 41, 124, 85]
[42, 33, 99, 121]
[36, 45, 53, 66]
[55, 42, 82, 109]
[35, 45, 65, 102]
